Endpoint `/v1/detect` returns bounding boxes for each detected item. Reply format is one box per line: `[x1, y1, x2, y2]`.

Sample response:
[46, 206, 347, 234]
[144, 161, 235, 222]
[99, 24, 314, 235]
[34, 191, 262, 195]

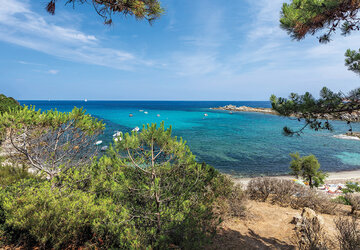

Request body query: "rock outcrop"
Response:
[210, 105, 278, 115]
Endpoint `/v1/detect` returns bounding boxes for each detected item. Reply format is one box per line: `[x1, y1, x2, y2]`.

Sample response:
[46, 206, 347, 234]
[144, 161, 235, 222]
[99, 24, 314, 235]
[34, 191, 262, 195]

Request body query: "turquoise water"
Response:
[21, 101, 360, 177]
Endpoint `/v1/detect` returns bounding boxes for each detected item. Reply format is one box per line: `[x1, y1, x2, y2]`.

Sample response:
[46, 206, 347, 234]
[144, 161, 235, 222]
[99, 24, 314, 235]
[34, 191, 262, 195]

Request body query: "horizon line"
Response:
[19, 99, 271, 102]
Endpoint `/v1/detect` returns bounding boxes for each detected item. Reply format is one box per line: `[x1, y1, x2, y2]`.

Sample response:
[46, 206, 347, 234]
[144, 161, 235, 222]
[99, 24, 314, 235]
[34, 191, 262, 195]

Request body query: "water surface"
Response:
[21, 100, 360, 177]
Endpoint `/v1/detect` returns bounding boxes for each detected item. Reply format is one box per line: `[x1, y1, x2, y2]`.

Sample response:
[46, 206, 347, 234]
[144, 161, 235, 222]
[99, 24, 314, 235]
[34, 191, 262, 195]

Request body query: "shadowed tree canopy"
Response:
[273, 0, 360, 135]
[46, 0, 164, 25]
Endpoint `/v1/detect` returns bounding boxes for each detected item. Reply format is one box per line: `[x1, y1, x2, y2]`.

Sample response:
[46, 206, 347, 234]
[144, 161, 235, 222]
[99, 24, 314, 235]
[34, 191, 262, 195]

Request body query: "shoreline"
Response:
[210, 105, 278, 115]
[231, 169, 360, 187]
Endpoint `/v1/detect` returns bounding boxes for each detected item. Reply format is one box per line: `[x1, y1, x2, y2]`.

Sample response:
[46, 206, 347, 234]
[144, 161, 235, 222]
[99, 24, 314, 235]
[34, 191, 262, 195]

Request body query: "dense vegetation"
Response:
[0, 94, 20, 115]
[0, 107, 241, 249]
[0, 106, 104, 179]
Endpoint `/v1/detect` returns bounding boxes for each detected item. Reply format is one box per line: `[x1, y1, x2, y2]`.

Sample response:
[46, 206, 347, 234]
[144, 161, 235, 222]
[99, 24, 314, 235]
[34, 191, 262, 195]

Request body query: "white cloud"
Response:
[48, 69, 59, 75]
[0, 0, 151, 71]
[17, 60, 46, 66]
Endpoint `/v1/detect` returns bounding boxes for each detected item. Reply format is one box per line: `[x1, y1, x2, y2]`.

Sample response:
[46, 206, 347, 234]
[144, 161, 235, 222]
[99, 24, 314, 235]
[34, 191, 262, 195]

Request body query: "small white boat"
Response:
[132, 126, 140, 132]
[101, 146, 108, 151]
[204, 113, 208, 117]
[113, 131, 122, 137]
[139, 110, 144, 112]
[157, 114, 160, 117]
[84, 99, 88, 102]
[95, 140, 103, 145]
[144, 111, 148, 114]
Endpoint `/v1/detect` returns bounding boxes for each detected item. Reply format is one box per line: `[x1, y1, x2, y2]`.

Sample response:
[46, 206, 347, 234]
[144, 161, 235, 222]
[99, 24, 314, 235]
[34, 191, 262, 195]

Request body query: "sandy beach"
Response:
[232, 169, 360, 187]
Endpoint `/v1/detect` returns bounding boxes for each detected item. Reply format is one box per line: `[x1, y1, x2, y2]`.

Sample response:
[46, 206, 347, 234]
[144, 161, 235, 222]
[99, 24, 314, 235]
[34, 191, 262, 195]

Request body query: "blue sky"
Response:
[0, 0, 359, 100]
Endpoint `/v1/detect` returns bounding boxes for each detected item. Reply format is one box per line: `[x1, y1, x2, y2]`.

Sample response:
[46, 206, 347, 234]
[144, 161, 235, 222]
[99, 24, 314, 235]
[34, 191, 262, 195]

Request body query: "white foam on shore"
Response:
[333, 134, 360, 141]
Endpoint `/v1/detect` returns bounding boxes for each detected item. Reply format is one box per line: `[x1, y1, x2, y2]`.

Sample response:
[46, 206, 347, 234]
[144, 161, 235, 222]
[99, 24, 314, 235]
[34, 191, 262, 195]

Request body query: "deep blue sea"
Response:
[20, 100, 360, 177]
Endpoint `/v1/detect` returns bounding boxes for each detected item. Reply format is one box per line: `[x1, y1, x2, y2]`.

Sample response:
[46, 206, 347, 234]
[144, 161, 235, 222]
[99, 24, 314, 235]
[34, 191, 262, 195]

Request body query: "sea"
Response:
[20, 100, 360, 177]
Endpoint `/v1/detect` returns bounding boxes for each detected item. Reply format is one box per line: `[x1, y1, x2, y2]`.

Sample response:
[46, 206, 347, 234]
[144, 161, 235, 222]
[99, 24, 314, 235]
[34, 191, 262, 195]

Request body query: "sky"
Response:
[0, 0, 359, 100]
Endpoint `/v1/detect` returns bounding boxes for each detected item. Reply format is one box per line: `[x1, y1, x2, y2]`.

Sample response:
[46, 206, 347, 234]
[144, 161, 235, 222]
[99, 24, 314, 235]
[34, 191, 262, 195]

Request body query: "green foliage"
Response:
[337, 182, 360, 214]
[281, 0, 360, 77]
[0, 163, 37, 188]
[342, 181, 360, 194]
[280, 0, 360, 43]
[332, 195, 351, 205]
[289, 152, 327, 188]
[0, 122, 232, 249]
[0, 106, 105, 178]
[0, 94, 20, 115]
[46, 0, 164, 25]
[345, 48, 360, 75]
[271, 87, 360, 136]
[91, 122, 225, 248]
[0, 179, 138, 249]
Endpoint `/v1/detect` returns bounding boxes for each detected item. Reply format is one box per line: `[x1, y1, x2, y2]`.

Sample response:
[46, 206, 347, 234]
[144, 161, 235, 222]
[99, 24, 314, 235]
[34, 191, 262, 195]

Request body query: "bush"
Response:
[0, 180, 138, 249]
[0, 94, 20, 115]
[0, 122, 234, 249]
[247, 177, 275, 202]
[290, 189, 338, 215]
[335, 216, 360, 250]
[247, 178, 302, 204]
[90, 122, 227, 248]
[295, 217, 329, 250]
[213, 176, 247, 218]
[0, 106, 104, 179]
[345, 194, 360, 215]
[247, 177, 337, 214]
[0, 162, 36, 188]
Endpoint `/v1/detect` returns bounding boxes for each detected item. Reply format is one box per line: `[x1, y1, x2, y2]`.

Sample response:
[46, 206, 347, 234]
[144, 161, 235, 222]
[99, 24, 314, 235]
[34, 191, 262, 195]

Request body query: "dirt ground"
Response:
[208, 200, 347, 250]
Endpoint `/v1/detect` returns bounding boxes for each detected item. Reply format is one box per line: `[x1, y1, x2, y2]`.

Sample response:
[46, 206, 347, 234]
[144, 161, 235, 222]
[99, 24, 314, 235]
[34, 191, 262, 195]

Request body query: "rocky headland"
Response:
[210, 105, 278, 115]
[212, 105, 360, 141]
[211, 104, 360, 121]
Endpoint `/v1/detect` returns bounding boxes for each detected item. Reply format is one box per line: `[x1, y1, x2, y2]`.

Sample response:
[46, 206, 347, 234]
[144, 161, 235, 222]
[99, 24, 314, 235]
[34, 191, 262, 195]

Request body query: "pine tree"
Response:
[45, 0, 164, 25]
[289, 152, 327, 188]
[272, 0, 360, 135]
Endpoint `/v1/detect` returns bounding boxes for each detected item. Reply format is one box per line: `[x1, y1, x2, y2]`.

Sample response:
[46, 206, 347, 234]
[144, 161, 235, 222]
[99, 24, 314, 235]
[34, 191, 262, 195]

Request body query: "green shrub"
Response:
[0, 122, 233, 249]
[0, 160, 37, 188]
[0, 180, 138, 249]
[90, 122, 226, 248]
[0, 106, 105, 179]
[336, 182, 360, 214]
[0, 94, 20, 115]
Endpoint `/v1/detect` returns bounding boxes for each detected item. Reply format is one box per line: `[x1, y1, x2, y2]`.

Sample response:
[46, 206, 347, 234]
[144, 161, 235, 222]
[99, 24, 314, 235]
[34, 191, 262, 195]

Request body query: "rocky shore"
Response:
[211, 104, 360, 121]
[210, 105, 278, 115]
